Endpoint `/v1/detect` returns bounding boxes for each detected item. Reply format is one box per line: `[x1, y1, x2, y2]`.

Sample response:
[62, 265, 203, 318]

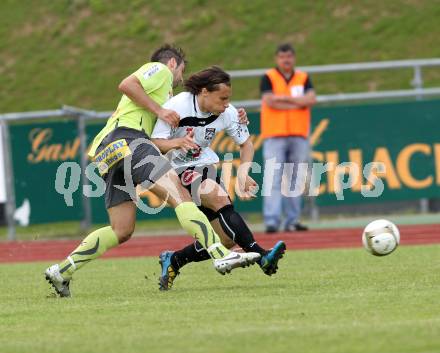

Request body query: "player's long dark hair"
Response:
[184, 66, 231, 95]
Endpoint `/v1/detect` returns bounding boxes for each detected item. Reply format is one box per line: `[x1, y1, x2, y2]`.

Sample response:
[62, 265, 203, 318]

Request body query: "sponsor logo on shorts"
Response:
[94, 139, 131, 175]
[181, 169, 201, 186]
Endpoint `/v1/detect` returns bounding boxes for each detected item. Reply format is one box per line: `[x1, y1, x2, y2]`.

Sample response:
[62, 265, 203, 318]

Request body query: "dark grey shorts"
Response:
[95, 127, 172, 209]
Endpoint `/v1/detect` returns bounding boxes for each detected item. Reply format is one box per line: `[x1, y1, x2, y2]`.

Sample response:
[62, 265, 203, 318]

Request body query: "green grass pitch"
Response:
[1, 245, 439, 353]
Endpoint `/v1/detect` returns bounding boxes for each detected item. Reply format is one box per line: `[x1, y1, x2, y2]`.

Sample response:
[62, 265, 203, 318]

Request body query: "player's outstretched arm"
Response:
[236, 137, 257, 200]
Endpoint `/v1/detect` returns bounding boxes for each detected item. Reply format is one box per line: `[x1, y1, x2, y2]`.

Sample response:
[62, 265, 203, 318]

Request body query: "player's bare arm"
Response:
[236, 136, 257, 201]
[152, 130, 198, 154]
[118, 75, 180, 127]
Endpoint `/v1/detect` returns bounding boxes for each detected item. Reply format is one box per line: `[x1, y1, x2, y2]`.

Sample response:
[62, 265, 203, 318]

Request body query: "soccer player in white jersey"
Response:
[151, 66, 286, 290]
[44, 47, 261, 298]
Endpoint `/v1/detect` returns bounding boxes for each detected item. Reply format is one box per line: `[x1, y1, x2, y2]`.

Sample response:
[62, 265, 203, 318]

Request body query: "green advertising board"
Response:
[10, 119, 83, 224]
[9, 99, 440, 225]
[310, 100, 440, 205]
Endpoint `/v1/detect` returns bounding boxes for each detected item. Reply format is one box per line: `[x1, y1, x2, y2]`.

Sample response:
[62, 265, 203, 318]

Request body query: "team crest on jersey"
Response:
[180, 169, 201, 186]
[204, 128, 216, 140]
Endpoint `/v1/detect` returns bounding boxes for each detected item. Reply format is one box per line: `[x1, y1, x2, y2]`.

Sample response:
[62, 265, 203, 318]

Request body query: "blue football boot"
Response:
[158, 251, 179, 291]
[258, 241, 286, 276]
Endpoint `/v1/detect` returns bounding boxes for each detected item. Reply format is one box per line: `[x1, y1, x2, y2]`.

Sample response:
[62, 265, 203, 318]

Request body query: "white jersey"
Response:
[151, 92, 249, 169]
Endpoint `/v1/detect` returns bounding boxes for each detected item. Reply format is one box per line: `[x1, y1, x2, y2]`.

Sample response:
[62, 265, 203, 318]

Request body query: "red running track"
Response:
[0, 224, 439, 263]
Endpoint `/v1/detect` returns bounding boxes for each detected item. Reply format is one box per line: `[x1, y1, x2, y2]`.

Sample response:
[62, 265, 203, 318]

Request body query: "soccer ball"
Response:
[362, 219, 400, 256]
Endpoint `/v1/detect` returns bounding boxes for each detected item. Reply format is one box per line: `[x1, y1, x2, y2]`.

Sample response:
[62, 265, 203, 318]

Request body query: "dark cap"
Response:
[276, 43, 295, 54]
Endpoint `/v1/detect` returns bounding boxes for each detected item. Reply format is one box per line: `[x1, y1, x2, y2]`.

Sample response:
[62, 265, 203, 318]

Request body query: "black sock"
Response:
[217, 205, 267, 255]
[171, 241, 211, 270]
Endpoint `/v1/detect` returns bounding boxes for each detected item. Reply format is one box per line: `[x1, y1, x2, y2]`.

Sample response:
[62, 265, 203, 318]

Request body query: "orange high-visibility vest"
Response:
[260, 68, 311, 138]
